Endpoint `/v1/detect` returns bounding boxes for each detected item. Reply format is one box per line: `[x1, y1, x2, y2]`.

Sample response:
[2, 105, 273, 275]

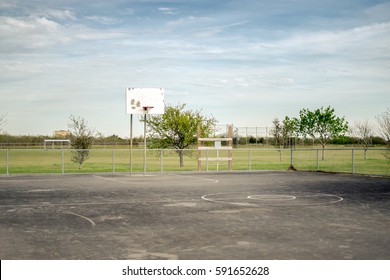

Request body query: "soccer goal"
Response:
[197, 124, 233, 171]
[43, 139, 71, 150]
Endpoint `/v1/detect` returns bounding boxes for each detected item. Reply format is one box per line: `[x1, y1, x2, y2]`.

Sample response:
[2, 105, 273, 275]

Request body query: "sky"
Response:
[0, 0, 389, 137]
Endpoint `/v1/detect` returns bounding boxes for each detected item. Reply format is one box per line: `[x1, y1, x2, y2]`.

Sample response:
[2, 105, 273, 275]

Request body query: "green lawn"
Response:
[0, 148, 389, 176]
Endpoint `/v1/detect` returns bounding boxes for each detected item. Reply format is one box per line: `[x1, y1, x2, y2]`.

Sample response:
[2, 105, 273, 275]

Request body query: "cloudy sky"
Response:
[1, 0, 389, 137]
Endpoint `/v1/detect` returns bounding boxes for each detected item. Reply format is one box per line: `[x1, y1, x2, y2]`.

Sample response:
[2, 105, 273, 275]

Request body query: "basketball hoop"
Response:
[126, 88, 165, 176]
[142, 106, 154, 113]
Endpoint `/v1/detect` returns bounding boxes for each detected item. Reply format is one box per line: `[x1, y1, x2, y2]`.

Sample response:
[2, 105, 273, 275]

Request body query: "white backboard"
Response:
[125, 88, 165, 115]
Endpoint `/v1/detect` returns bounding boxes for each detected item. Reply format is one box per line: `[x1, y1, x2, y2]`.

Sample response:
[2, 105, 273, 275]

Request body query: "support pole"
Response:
[228, 124, 233, 171]
[197, 124, 201, 171]
[61, 150, 64, 175]
[112, 150, 116, 175]
[160, 150, 164, 174]
[317, 149, 319, 171]
[248, 149, 252, 171]
[206, 150, 209, 172]
[143, 113, 147, 176]
[6, 149, 9, 176]
[130, 114, 133, 175]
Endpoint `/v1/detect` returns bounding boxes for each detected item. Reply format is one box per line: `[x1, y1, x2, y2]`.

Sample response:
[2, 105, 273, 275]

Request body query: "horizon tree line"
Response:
[1, 107, 389, 167]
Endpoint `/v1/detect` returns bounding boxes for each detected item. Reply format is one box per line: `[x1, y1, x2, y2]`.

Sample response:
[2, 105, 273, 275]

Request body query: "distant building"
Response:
[54, 130, 70, 138]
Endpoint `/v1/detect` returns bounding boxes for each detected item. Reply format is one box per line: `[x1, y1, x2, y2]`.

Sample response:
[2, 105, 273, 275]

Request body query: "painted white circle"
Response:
[248, 194, 296, 201]
[202, 192, 343, 207]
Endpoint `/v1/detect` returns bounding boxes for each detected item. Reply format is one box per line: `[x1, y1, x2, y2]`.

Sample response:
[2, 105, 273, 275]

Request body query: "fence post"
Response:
[246, 127, 248, 146]
[160, 150, 164, 174]
[61, 150, 64, 175]
[352, 148, 355, 174]
[6, 149, 9, 176]
[112, 150, 115, 174]
[206, 150, 209, 172]
[290, 148, 293, 168]
[249, 149, 252, 171]
[216, 149, 219, 172]
[316, 149, 319, 171]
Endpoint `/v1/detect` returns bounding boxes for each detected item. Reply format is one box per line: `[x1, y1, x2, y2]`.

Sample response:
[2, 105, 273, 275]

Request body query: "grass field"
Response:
[0, 148, 389, 176]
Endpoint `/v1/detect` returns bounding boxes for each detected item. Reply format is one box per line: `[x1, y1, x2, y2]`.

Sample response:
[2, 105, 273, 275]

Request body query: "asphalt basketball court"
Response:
[0, 171, 389, 260]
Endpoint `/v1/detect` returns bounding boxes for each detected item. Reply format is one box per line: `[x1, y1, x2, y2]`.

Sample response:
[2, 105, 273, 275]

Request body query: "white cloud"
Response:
[0, 16, 60, 32]
[0, 16, 67, 51]
[265, 22, 390, 57]
[158, 7, 178, 15]
[85, 15, 122, 25]
[194, 20, 250, 38]
[164, 15, 212, 30]
[1, 0, 389, 136]
[36, 8, 77, 21]
[0, 14, 128, 53]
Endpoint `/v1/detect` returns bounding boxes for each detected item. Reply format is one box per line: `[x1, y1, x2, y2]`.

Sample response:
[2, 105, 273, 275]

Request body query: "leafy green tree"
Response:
[296, 106, 348, 159]
[68, 115, 95, 168]
[146, 103, 217, 167]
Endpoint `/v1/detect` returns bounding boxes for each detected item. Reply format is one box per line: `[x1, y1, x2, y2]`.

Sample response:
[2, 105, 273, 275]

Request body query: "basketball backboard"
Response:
[125, 88, 165, 115]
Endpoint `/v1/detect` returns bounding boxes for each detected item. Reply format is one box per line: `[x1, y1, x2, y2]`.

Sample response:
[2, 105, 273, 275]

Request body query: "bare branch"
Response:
[349, 120, 374, 159]
[376, 108, 390, 146]
[0, 113, 7, 134]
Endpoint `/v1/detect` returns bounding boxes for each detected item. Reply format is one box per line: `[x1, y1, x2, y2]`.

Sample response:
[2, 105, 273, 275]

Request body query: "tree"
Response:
[376, 108, 390, 159]
[68, 115, 95, 168]
[270, 117, 297, 163]
[296, 106, 348, 159]
[270, 118, 284, 162]
[376, 108, 390, 146]
[282, 116, 297, 148]
[349, 121, 374, 159]
[0, 113, 7, 134]
[146, 103, 217, 167]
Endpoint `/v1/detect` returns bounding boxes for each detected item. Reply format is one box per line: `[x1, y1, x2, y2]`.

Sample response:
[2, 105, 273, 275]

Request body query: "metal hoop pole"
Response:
[143, 113, 147, 176]
[130, 114, 133, 175]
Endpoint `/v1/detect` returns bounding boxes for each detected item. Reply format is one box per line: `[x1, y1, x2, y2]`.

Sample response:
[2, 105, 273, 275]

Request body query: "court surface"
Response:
[0, 171, 389, 260]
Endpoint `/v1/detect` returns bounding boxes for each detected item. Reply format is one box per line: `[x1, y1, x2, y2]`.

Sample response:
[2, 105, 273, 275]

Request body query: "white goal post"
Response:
[197, 125, 233, 171]
[44, 139, 71, 150]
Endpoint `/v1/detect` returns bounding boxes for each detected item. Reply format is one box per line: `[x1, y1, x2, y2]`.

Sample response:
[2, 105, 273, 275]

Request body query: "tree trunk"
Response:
[178, 150, 184, 167]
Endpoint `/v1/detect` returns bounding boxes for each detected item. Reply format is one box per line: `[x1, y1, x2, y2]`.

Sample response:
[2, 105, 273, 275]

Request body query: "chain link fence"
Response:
[0, 148, 389, 176]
